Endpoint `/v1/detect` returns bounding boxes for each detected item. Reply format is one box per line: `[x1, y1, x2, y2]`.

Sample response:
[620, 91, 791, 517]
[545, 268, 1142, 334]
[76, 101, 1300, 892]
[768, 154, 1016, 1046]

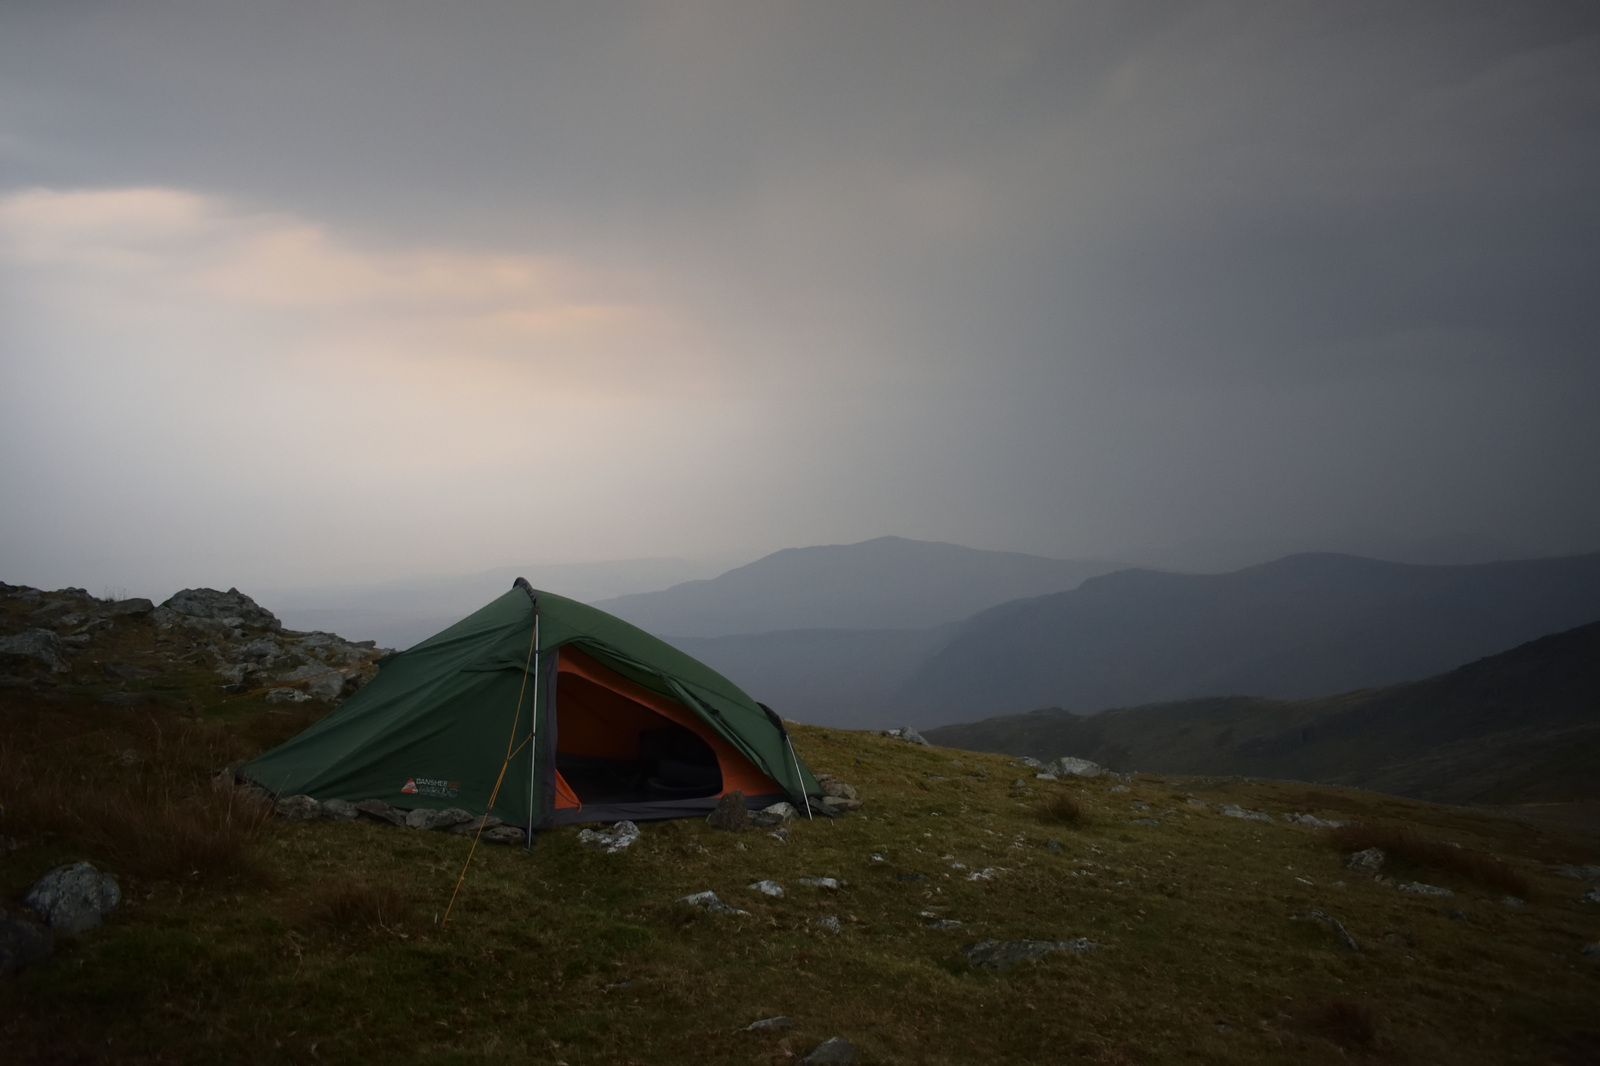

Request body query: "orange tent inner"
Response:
[552, 646, 779, 809]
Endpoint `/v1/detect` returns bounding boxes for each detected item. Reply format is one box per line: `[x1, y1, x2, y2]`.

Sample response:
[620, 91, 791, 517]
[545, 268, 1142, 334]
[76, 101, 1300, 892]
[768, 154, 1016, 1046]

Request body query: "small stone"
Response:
[926, 918, 963, 930]
[814, 915, 842, 934]
[1346, 848, 1385, 874]
[22, 862, 121, 934]
[750, 801, 799, 827]
[706, 791, 749, 832]
[769, 827, 790, 843]
[1108, 784, 1131, 794]
[1218, 803, 1273, 822]
[821, 780, 858, 801]
[820, 795, 863, 813]
[1285, 812, 1346, 828]
[797, 877, 845, 890]
[449, 815, 505, 836]
[1583, 887, 1600, 904]
[1501, 896, 1525, 908]
[1298, 909, 1360, 951]
[405, 807, 475, 831]
[675, 890, 749, 916]
[749, 880, 784, 897]
[1012, 779, 1028, 788]
[321, 798, 359, 821]
[1045, 839, 1062, 851]
[276, 794, 323, 822]
[265, 687, 312, 704]
[966, 867, 999, 881]
[740, 1016, 794, 1032]
[1398, 881, 1454, 898]
[960, 938, 1099, 969]
[481, 826, 527, 845]
[1035, 773, 1058, 781]
[798, 1036, 858, 1065]
[577, 821, 641, 853]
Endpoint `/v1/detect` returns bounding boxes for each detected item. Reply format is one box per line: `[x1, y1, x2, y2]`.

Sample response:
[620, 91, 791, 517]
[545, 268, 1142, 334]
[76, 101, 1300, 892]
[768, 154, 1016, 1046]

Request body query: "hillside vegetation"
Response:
[2, 583, 1599, 1064]
[925, 620, 1600, 813]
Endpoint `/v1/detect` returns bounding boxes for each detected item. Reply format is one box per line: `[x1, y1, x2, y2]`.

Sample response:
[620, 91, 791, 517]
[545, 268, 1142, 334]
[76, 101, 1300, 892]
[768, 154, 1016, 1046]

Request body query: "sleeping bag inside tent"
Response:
[244, 579, 820, 828]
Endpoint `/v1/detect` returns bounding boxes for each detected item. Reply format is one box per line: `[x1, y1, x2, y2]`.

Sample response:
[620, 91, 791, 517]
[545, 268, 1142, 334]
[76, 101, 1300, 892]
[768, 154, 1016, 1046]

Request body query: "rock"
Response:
[95, 597, 154, 618]
[814, 915, 842, 934]
[405, 807, 475, 831]
[706, 791, 749, 832]
[1298, 909, 1360, 951]
[797, 877, 845, 890]
[1035, 773, 1058, 781]
[215, 663, 248, 687]
[265, 687, 312, 704]
[740, 1016, 794, 1032]
[321, 798, 359, 821]
[1584, 887, 1600, 904]
[821, 780, 858, 801]
[926, 918, 963, 930]
[22, 862, 121, 934]
[804, 796, 840, 819]
[1045, 839, 1062, 851]
[1398, 882, 1454, 898]
[1218, 804, 1273, 823]
[577, 821, 641, 853]
[1054, 757, 1102, 778]
[749, 880, 784, 897]
[161, 587, 281, 630]
[675, 890, 749, 916]
[819, 795, 862, 814]
[1285, 812, 1347, 828]
[1556, 864, 1600, 882]
[449, 815, 505, 836]
[276, 794, 323, 821]
[750, 801, 799, 828]
[355, 799, 407, 826]
[769, 827, 790, 843]
[0, 629, 71, 673]
[1107, 784, 1131, 794]
[1347, 848, 1386, 874]
[0, 910, 53, 977]
[798, 1036, 858, 1065]
[237, 638, 283, 664]
[482, 826, 527, 846]
[961, 938, 1100, 969]
[883, 727, 931, 746]
[966, 867, 1000, 881]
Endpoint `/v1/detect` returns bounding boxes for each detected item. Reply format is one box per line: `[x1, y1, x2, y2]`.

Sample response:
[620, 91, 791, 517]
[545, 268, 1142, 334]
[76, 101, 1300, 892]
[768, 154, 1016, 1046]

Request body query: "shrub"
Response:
[1330, 822, 1532, 899]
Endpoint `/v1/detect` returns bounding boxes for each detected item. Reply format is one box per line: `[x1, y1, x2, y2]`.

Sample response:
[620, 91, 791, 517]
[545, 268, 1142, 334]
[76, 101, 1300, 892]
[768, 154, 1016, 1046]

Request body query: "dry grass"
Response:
[1031, 791, 1089, 825]
[303, 881, 417, 937]
[1289, 999, 1383, 1054]
[1330, 822, 1532, 898]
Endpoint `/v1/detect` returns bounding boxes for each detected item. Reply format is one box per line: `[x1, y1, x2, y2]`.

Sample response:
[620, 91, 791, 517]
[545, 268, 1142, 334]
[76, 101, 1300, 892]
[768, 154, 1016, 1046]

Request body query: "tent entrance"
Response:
[549, 647, 784, 823]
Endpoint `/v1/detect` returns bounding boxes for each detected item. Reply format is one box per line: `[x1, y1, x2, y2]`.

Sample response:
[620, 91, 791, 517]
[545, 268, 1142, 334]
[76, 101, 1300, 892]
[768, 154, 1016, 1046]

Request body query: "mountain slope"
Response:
[593, 536, 1120, 637]
[924, 619, 1600, 805]
[899, 551, 1600, 723]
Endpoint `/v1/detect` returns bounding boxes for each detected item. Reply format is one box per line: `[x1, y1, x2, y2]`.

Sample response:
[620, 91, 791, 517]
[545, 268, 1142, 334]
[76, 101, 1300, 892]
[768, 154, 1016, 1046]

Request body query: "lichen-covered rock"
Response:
[1347, 848, 1386, 874]
[960, 937, 1099, 969]
[813, 915, 842, 934]
[276, 794, 322, 821]
[1054, 756, 1102, 778]
[577, 821, 641, 853]
[22, 862, 121, 934]
[161, 587, 281, 630]
[0, 629, 70, 673]
[706, 790, 748, 832]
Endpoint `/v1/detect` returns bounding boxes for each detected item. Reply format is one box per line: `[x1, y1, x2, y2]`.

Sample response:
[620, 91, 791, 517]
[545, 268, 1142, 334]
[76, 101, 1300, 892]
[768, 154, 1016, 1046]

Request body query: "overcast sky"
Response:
[3, 1, 1598, 599]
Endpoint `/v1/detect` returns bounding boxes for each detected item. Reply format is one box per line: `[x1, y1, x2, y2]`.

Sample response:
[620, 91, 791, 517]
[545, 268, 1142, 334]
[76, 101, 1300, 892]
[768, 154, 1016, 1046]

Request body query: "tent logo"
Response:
[403, 777, 460, 798]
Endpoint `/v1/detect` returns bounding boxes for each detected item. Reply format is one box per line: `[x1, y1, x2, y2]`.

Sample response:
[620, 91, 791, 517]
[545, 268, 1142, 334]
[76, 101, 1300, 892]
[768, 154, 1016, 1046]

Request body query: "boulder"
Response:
[1054, 756, 1102, 778]
[95, 597, 154, 618]
[821, 780, 858, 801]
[798, 1037, 858, 1065]
[882, 727, 931, 746]
[22, 862, 121, 934]
[321, 798, 359, 821]
[748, 880, 784, 897]
[355, 799, 407, 826]
[749, 802, 798, 828]
[1346, 848, 1386, 874]
[961, 938, 1100, 969]
[161, 587, 281, 630]
[276, 794, 322, 821]
[577, 821, 641, 853]
[820, 795, 862, 813]
[0, 909, 52, 977]
[0, 629, 71, 673]
[482, 826, 528, 846]
[706, 791, 749, 832]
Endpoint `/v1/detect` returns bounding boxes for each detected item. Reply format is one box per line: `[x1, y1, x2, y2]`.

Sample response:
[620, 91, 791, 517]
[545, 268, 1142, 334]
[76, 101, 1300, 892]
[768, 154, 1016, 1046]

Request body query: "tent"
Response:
[245, 580, 820, 832]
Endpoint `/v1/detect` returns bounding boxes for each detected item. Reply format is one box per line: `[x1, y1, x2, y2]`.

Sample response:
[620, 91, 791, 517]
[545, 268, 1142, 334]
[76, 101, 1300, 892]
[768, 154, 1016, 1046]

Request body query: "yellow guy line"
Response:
[441, 620, 539, 927]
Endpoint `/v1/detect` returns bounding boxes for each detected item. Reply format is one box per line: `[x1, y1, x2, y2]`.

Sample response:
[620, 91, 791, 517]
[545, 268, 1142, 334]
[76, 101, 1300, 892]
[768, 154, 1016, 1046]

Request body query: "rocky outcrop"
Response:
[160, 587, 282, 631]
[22, 862, 121, 934]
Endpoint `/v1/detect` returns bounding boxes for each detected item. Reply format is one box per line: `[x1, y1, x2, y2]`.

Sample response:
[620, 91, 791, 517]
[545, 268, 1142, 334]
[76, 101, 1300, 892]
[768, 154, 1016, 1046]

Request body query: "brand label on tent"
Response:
[402, 776, 459, 798]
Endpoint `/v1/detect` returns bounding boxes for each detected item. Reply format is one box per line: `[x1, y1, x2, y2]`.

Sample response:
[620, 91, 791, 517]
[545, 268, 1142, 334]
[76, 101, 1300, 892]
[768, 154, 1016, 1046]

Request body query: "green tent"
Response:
[245, 580, 820, 831]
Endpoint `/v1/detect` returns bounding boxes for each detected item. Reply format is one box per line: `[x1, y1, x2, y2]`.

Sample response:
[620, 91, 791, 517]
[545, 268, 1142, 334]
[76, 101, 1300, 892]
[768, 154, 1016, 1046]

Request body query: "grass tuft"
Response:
[1031, 791, 1089, 826]
[1330, 822, 1532, 898]
[1289, 998, 1383, 1053]
[304, 882, 417, 936]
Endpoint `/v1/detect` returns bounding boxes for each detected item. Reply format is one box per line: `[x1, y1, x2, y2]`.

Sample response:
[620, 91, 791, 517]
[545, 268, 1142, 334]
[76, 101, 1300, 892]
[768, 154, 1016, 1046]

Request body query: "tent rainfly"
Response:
[245, 580, 821, 835]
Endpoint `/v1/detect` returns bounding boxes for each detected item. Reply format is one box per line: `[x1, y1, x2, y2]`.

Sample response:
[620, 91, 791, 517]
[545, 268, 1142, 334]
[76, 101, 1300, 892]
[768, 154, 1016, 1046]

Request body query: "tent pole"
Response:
[525, 606, 541, 849]
[787, 734, 812, 821]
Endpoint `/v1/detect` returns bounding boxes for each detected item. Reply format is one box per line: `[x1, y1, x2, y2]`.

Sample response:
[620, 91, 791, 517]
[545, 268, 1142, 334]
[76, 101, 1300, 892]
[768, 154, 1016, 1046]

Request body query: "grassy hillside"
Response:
[3, 586, 1599, 1064]
[924, 621, 1600, 811]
